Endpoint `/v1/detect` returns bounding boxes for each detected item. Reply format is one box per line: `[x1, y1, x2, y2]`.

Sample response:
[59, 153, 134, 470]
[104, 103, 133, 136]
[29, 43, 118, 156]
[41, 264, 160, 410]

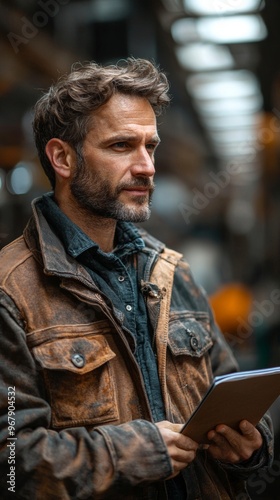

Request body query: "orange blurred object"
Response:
[210, 283, 253, 336]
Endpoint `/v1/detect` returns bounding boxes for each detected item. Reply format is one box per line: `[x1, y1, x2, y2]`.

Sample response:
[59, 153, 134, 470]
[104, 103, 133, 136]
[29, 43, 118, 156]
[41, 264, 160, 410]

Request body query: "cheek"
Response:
[84, 151, 130, 184]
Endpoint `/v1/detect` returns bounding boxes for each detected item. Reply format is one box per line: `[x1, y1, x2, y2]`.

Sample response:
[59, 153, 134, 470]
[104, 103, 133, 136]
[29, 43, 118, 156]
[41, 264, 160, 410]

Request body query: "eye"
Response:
[112, 142, 127, 149]
[146, 143, 158, 154]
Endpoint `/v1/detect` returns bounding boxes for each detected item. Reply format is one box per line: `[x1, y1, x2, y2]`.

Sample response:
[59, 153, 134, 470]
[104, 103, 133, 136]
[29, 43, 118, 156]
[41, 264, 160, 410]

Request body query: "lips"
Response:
[120, 181, 154, 191]
[117, 179, 155, 200]
[123, 184, 152, 194]
[124, 187, 149, 192]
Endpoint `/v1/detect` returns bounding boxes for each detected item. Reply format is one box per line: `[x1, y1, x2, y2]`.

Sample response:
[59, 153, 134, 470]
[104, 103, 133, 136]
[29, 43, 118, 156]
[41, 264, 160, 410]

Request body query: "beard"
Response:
[70, 154, 154, 222]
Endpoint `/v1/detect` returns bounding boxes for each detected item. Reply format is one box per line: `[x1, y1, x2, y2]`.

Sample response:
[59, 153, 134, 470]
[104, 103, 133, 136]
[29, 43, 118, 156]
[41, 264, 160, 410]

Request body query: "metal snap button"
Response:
[71, 353, 85, 368]
[126, 305, 132, 311]
[190, 335, 199, 351]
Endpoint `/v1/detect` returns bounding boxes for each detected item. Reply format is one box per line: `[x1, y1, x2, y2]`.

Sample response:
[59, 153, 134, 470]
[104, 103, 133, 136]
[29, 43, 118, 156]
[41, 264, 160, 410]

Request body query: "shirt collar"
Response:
[37, 192, 145, 259]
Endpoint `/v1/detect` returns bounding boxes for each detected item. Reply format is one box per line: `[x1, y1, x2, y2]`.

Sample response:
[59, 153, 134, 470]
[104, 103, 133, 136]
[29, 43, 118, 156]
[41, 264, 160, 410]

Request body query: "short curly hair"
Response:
[32, 58, 170, 188]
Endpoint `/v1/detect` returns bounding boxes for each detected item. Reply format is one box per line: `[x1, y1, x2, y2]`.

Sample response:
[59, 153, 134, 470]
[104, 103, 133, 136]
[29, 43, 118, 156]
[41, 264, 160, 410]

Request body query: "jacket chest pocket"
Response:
[33, 335, 119, 429]
[168, 313, 213, 357]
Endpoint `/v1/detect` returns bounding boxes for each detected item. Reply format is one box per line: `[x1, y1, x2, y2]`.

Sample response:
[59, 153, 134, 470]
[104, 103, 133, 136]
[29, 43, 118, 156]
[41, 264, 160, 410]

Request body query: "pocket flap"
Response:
[33, 335, 116, 374]
[169, 316, 213, 357]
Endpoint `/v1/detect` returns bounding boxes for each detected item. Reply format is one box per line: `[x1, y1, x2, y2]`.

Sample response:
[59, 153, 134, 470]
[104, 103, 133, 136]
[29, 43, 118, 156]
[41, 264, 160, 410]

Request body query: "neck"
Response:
[55, 194, 117, 253]
[83, 216, 117, 253]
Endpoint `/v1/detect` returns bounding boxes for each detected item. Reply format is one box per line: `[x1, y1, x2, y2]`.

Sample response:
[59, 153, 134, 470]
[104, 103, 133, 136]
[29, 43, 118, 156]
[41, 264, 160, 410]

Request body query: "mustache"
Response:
[117, 178, 155, 192]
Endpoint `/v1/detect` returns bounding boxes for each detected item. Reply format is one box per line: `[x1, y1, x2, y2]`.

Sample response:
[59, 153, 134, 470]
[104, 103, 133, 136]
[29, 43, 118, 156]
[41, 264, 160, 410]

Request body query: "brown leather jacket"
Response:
[0, 199, 273, 499]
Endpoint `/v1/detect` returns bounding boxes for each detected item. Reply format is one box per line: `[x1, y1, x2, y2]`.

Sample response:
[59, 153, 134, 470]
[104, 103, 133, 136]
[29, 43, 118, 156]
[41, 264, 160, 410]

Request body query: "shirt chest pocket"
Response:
[32, 335, 118, 429]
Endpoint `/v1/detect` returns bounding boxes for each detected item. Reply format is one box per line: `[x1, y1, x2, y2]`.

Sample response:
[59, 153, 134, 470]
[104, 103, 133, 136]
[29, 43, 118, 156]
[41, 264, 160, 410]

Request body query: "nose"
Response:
[131, 147, 155, 177]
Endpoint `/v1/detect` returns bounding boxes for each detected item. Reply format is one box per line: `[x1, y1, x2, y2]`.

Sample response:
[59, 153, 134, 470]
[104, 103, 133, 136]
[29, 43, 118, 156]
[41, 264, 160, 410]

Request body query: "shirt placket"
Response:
[113, 258, 137, 334]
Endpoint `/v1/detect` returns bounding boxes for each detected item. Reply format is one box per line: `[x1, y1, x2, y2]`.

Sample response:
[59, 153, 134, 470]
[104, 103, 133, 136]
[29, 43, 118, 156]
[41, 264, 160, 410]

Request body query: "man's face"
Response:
[70, 93, 160, 222]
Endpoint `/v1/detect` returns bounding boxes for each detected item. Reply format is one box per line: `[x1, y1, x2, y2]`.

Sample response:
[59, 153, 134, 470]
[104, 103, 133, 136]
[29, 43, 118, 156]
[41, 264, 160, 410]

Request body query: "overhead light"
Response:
[176, 43, 234, 71]
[208, 128, 259, 144]
[194, 95, 263, 116]
[201, 114, 261, 130]
[183, 0, 263, 16]
[171, 15, 267, 44]
[218, 161, 261, 180]
[213, 143, 258, 157]
[198, 15, 267, 43]
[217, 156, 262, 177]
[186, 70, 260, 100]
[186, 71, 263, 116]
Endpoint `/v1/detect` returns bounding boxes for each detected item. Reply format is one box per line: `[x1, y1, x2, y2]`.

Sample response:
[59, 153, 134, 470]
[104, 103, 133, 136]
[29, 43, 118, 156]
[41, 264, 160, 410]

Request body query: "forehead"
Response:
[89, 93, 157, 132]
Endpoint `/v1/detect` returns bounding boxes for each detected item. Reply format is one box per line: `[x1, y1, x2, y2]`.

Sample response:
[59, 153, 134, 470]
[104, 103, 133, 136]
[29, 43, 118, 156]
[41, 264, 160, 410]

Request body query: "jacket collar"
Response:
[23, 197, 92, 282]
[23, 195, 166, 278]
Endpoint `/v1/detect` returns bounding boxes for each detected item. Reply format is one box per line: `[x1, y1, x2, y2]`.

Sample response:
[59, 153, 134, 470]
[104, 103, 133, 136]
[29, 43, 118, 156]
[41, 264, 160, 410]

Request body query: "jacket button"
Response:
[71, 353, 85, 368]
[190, 336, 199, 351]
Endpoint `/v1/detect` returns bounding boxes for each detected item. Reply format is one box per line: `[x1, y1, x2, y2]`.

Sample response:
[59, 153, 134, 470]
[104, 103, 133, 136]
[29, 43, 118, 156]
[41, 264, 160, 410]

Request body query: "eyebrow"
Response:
[150, 135, 161, 145]
[101, 134, 161, 146]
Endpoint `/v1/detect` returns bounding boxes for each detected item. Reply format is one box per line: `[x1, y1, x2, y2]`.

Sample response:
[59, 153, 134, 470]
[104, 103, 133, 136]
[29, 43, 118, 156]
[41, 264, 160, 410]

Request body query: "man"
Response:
[0, 58, 273, 499]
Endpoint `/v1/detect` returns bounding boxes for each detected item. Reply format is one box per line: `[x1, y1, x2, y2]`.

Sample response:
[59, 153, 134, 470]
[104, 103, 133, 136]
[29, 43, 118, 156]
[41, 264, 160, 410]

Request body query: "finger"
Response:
[214, 425, 248, 457]
[168, 449, 196, 477]
[214, 425, 241, 446]
[177, 434, 199, 452]
[172, 446, 197, 464]
[239, 420, 262, 441]
[216, 422, 263, 452]
[207, 429, 240, 463]
[208, 424, 263, 463]
[208, 429, 230, 448]
[156, 423, 199, 467]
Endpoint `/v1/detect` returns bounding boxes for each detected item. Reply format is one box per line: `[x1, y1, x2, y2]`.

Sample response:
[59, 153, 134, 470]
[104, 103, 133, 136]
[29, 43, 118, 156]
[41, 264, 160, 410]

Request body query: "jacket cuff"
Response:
[94, 419, 172, 486]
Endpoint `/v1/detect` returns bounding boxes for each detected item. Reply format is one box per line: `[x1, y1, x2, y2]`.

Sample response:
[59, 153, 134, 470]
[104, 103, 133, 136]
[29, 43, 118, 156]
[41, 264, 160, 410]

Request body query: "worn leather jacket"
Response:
[0, 199, 273, 499]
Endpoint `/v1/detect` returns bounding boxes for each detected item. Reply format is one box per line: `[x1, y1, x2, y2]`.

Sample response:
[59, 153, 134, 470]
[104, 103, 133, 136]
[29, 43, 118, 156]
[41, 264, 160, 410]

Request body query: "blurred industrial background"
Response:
[1, 0, 280, 497]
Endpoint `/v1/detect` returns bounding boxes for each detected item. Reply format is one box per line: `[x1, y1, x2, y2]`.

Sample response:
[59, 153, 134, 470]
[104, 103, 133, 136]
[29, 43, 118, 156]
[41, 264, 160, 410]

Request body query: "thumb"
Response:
[239, 420, 255, 437]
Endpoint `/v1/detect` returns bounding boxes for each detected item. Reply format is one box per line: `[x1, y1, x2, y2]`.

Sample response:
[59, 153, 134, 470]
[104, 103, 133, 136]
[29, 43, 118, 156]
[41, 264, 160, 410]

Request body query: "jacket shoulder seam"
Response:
[0, 237, 33, 285]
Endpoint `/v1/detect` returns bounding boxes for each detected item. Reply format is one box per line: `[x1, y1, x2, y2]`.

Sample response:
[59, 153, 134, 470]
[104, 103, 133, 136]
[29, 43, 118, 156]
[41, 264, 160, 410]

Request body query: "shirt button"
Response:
[118, 276, 125, 282]
[126, 305, 132, 312]
[71, 353, 85, 368]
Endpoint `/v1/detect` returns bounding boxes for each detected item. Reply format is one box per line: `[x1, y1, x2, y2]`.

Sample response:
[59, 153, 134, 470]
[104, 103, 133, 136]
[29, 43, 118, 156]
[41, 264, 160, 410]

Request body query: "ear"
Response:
[45, 138, 75, 180]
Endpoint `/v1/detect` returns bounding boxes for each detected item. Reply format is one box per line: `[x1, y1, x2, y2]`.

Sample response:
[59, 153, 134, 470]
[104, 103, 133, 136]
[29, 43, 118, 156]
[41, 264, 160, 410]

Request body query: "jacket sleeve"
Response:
[0, 294, 172, 499]
[204, 288, 274, 476]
